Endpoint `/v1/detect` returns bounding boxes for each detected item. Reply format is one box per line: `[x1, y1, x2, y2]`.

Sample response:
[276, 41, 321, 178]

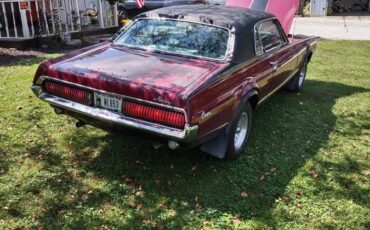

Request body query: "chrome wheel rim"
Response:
[234, 112, 248, 150]
[298, 62, 307, 87]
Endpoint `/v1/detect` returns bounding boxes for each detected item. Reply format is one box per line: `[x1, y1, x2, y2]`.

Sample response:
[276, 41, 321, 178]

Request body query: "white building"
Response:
[0, 0, 118, 40]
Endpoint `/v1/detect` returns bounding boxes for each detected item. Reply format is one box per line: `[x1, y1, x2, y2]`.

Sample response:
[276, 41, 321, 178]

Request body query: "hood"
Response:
[39, 44, 226, 107]
[226, 0, 300, 35]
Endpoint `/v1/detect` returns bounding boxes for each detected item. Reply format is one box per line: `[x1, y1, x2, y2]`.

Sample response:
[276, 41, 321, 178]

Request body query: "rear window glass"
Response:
[114, 19, 230, 60]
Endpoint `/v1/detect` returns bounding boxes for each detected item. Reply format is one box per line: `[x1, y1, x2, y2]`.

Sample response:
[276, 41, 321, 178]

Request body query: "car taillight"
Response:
[123, 100, 186, 129]
[43, 81, 92, 106]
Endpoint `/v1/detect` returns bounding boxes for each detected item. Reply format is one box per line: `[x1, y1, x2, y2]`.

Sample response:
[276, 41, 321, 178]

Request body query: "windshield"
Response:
[114, 19, 230, 60]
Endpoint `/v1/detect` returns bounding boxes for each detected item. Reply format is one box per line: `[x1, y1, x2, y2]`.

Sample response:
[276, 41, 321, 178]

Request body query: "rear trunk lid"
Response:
[40, 43, 226, 107]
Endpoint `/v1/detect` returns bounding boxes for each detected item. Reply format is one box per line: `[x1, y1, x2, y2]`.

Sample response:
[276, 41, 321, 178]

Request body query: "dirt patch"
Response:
[0, 48, 48, 65]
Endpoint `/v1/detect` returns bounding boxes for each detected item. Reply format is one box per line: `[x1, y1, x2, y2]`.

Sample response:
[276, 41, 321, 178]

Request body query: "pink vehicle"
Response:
[32, 5, 317, 159]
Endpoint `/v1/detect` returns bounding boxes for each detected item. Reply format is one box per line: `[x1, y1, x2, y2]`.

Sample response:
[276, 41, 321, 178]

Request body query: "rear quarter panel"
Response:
[187, 58, 272, 139]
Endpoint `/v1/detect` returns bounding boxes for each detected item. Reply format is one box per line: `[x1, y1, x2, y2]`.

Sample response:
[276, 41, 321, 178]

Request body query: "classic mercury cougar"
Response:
[31, 5, 317, 159]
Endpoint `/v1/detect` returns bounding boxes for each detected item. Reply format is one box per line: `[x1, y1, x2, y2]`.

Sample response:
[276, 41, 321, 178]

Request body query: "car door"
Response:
[255, 19, 297, 93]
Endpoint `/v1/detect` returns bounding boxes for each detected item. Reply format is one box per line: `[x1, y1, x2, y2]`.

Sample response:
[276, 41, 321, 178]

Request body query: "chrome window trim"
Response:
[34, 76, 189, 124]
[113, 17, 234, 62]
[254, 18, 289, 56]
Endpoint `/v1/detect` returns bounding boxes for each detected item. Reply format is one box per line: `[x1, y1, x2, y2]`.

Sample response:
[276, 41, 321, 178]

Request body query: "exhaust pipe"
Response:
[168, 140, 180, 150]
[76, 120, 86, 128]
[54, 107, 63, 115]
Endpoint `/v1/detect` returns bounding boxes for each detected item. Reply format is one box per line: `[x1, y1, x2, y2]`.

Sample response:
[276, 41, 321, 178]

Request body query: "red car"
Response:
[31, 5, 317, 159]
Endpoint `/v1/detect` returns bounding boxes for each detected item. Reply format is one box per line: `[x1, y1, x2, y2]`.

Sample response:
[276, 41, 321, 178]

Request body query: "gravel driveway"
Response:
[290, 16, 370, 40]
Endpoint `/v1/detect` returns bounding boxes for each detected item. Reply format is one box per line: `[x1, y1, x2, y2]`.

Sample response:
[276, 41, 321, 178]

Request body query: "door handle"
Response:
[270, 61, 279, 71]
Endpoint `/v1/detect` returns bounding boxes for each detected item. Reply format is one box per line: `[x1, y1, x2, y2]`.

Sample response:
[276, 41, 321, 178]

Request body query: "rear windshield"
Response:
[114, 19, 230, 60]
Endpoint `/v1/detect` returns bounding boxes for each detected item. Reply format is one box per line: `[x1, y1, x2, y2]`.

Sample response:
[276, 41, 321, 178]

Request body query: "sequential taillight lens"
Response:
[43, 81, 92, 106]
[123, 100, 186, 129]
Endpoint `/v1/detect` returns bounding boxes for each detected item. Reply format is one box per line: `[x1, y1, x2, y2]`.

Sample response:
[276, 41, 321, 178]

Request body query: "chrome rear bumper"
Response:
[31, 84, 198, 143]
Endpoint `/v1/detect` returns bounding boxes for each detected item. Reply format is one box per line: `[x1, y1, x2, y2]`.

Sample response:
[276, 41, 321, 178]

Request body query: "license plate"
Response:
[94, 92, 122, 112]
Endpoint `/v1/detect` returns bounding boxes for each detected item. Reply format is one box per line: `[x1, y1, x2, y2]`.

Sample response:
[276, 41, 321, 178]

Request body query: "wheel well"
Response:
[307, 51, 313, 63]
[248, 94, 259, 109]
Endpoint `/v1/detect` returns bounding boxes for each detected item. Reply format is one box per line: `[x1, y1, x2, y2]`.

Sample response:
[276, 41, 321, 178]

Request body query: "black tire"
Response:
[225, 102, 253, 160]
[284, 58, 308, 92]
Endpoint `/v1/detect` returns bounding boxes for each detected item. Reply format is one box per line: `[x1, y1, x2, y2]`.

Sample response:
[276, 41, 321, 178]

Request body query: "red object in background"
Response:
[226, 0, 300, 35]
[136, 0, 145, 8]
[20, 2, 29, 10]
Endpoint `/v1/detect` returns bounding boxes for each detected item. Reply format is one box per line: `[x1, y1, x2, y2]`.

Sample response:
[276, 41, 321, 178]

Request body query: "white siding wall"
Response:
[311, 0, 328, 16]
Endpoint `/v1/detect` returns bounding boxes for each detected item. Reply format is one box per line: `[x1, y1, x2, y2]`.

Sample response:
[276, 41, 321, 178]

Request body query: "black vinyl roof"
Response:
[136, 5, 275, 63]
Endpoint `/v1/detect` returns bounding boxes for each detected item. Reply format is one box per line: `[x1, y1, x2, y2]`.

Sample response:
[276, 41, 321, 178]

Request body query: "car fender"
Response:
[201, 88, 259, 159]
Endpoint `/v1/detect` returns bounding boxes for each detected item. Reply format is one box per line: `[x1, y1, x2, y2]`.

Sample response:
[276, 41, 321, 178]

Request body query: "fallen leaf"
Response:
[143, 220, 152, 225]
[142, 220, 161, 228]
[31, 189, 40, 195]
[240, 191, 248, 198]
[159, 200, 169, 209]
[270, 167, 277, 173]
[195, 196, 200, 204]
[136, 160, 144, 165]
[127, 200, 136, 208]
[259, 175, 265, 181]
[362, 169, 370, 176]
[202, 221, 211, 226]
[295, 191, 303, 199]
[281, 195, 291, 202]
[134, 191, 144, 198]
[296, 203, 302, 209]
[122, 175, 133, 183]
[136, 203, 143, 209]
[311, 169, 318, 178]
[127, 182, 141, 190]
[195, 205, 203, 213]
[232, 215, 241, 224]
[191, 165, 197, 172]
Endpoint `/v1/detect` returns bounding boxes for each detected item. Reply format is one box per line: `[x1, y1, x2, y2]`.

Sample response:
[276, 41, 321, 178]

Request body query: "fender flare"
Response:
[200, 88, 259, 159]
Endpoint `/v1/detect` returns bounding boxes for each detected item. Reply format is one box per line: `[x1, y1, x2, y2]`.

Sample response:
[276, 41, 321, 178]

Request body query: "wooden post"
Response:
[98, 0, 104, 28]
[10, 2, 18, 37]
[42, 0, 50, 35]
[2, 2, 10, 37]
[75, 0, 81, 30]
[19, 2, 31, 38]
[49, 0, 56, 34]
[113, 2, 118, 27]
[28, 0, 35, 36]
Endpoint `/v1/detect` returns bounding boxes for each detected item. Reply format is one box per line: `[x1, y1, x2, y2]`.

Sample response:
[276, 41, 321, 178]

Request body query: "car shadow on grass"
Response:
[36, 79, 369, 228]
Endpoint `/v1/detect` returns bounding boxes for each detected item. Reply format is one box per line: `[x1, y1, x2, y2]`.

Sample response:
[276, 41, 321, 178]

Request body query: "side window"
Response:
[255, 20, 286, 55]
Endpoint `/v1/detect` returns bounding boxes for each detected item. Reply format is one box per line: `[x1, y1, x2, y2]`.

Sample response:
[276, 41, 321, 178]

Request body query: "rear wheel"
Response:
[284, 58, 308, 92]
[225, 102, 253, 160]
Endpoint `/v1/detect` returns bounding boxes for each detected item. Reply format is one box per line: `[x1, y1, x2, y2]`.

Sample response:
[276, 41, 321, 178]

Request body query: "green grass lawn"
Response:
[0, 40, 369, 229]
